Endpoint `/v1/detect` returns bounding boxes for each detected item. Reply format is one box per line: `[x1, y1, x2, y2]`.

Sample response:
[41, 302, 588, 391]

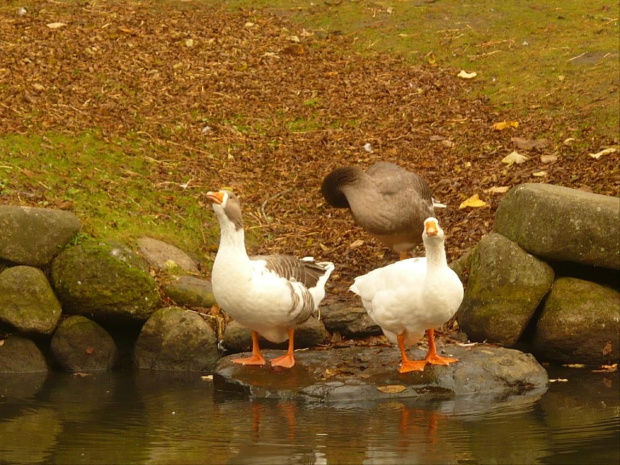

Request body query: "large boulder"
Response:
[50, 316, 119, 372]
[0, 335, 48, 373]
[51, 240, 161, 323]
[163, 275, 216, 308]
[137, 237, 199, 273]
[134, 307, 220, 372]
[321, 301, 382, 338]
[494, 183, 620, 270]
[214, 345, 548, 404]
[533, 277, 620, 365]
[222, 317, 327, 354]
[0, 266, 62, 336]
[0, 206, 81, 267]
[457, 233, 555, 346]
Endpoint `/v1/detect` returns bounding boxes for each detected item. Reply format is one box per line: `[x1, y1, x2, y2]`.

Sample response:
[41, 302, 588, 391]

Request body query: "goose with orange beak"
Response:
[350, 217, 463, 373]
[206, 190, 334, 369]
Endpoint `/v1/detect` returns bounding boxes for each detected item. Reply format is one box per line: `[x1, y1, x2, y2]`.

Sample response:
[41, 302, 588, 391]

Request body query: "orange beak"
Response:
[425, 220, 439, 236]
[206, 191, 225, 205]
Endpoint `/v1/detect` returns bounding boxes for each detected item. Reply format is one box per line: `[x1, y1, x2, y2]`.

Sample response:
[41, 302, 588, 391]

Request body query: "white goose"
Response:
[207, 190, 334, 368]
[321, 162, 436, 260]
[350, 217, 463, 373]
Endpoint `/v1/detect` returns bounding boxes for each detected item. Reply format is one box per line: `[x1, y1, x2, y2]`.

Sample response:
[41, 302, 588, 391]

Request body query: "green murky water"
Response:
[0, 366, 618, 464]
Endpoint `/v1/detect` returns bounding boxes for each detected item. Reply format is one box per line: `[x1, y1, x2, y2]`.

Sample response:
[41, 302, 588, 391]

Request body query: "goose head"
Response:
[423, 217, 444, 243]
[206, 190, 244, 231]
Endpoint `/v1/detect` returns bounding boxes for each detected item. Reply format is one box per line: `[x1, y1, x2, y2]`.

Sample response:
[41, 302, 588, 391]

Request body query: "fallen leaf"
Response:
[484, 186, 510, 194]
[185, 38, 194, 47]
[441, 139, 454, 148]
[540, 154, 558, 163]
[201, 375, 213, 381]
[602, 378, 612, 388]
[563, 138, 576, 146]
[85, 346, 94, 355]
[73, 372, 91, 378]
[493, 121, 519, 130]
[502, 151, 529, 166]
[349, 239, 364, 249]
[602, 341, 612, 356]
[511, 137, 550, 151]
[592, 363, 617, 373]
[589, 147, 617, 160]
[46, 22, 67, 29]
[459, 194, 487, 209]
[0, 339, 4, 347]
[562, 363, 586, 368]
[532, 171, 547, 177]
[377, 385, 407, 394]
[457, 70, 477, 79]
[549, 378, 568, 383]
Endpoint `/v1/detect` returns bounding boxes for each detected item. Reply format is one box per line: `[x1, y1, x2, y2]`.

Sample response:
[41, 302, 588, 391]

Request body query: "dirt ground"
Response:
[1, 1, 618, 297]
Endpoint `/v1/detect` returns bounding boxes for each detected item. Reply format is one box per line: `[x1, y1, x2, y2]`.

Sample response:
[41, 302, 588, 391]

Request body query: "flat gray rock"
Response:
[494, 183, 620, 270]
[0, 206, 80, 267]
[214, 345, 548, 405]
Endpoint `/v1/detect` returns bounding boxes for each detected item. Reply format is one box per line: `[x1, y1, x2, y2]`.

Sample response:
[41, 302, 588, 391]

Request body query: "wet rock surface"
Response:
[214, 345, 548, 404]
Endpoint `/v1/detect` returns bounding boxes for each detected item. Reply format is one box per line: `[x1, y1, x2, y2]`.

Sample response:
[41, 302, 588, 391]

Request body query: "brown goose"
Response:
[321, 162, 435, 260]
[206, 190, 334, 368]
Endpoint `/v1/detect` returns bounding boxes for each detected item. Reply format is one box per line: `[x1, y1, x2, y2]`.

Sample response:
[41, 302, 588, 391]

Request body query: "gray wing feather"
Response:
[251, 254, 330, 289]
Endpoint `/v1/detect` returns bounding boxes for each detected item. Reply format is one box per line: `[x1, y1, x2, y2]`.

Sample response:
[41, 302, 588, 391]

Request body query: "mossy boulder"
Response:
[494, 183, 620, 270]
[163, 275, 216, 308]
[51, 240, 161, 323]
[51, 316, 119, 372]
[0, 266, 62, 336]
[533, 277, 620, 365]
[134, 307, 220, 372]
[458, 233, 555, 346]
[0, 335, 48, 373]
[137, 237, 199, 273]
[222, 316, 328, 354]
[0, 206, 81, 267]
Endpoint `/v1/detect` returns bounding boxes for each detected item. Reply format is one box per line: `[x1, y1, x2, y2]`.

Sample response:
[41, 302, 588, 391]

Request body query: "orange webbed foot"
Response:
[270, 354, 295, 368]
[232, 354, 266, 366]
[425, 354, 458, 366]
[399, 360, 428, 373]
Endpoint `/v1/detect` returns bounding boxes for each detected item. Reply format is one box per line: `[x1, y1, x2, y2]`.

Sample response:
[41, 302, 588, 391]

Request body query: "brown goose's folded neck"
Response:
[321, 166, 363, 208]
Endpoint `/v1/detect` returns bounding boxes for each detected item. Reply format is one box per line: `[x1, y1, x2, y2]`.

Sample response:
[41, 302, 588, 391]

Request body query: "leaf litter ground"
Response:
[1, 1, 618, 304]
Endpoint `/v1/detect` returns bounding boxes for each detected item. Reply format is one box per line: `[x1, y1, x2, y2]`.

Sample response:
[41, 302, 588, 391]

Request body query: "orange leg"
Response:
[232, 330, 266, 365]
[424, 329, 458, 366]
[271, 328, 296, 368]
[399, 251, 409, 261]
[397, 333, 427, 373]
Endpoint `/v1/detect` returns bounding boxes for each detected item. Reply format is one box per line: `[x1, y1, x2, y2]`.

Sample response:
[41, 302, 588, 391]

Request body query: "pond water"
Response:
[0, 366, 618, 464]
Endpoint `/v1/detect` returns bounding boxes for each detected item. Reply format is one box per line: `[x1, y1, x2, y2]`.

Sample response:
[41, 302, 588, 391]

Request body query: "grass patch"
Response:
[0, 132, 211, 253]
[225, 0, 619, 140]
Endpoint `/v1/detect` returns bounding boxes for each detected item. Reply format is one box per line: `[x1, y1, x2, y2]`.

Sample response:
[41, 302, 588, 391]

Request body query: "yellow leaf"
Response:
[549, 378, 568, 383]
[502, 151, 529, 166]
[484, 186, 510, 194]
[459, 194, 487, 209]
[185, 38, 194, 47]
[46, 22, 67, 29]
[201, 375, 214, 381]
[562, 363, 586, 368]
[589, 147, 617, 160]
[349, 239, 364, 249]
[457, 70, 477, 79]
[493, 121, 519, 130]
[532, 171, 547, 177]
[377, 385, 407, 394]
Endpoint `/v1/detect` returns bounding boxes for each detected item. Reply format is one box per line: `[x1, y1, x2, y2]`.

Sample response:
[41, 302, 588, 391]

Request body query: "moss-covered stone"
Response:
[0, 266, 62, 336]
[457, 233, 555, 346]
[51, 240, 161, 323]
[0, 335, 48, 373]
[494, 183, 620, 270]
[533, 277, 620, 365]
[51, 315, 119, 372]
[0, 206, 81, 267]
[134, 307, 219, 372]
[163, 275, 216, 308]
